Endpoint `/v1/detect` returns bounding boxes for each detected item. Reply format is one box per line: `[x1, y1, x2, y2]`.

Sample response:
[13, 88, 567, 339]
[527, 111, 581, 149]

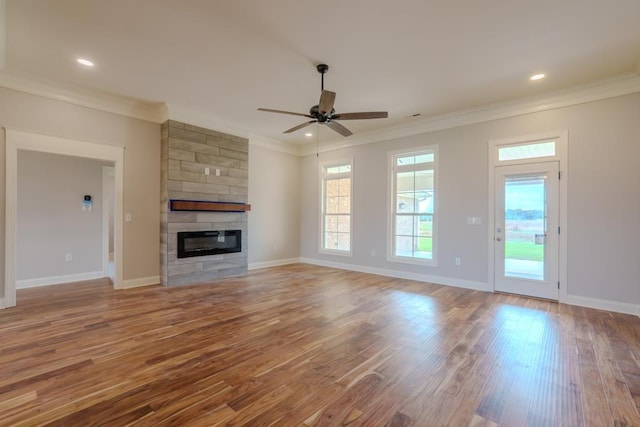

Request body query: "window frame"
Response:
[388, 146, 438, 266]
[319, 158, 353, 256]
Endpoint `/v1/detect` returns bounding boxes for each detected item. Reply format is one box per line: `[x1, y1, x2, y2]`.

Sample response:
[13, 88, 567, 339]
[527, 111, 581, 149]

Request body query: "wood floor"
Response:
[1, 264, 639, 426]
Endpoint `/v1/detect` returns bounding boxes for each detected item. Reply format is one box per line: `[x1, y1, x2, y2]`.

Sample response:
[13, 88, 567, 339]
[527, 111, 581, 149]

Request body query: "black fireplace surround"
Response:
[177, 230, 241, 258]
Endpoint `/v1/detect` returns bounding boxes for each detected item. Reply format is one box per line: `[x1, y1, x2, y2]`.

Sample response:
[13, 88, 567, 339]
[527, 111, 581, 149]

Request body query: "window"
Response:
[321, 160, 352, 255]
[497, 140, 556, 162]
[390, 148, 437, 264]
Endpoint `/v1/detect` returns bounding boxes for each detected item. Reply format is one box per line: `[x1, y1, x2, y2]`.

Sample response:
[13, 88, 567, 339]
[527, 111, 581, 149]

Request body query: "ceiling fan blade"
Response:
[284, 120, 317, 134]
[332, 111, 388, 120]
[325, 120, 353, 137]
[318, 90, 336, 114]
[258, 108, 313, 118]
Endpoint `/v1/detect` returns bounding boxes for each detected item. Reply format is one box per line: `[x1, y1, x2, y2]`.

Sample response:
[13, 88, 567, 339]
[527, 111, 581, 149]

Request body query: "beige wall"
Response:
[247, 144, 300, 266]
[17, 151, 105, 281]
[2, 84, 637, 313]
[0, 86, 160, 299]
[300, 93, 640, 309]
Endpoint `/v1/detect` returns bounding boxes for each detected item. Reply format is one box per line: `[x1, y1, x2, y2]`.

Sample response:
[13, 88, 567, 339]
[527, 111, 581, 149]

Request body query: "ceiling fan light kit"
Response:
[258, 63, 388, 137]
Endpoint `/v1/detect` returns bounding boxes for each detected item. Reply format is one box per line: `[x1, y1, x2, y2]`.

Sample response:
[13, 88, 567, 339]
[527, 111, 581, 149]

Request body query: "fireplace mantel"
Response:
[169, 199, 251, 213]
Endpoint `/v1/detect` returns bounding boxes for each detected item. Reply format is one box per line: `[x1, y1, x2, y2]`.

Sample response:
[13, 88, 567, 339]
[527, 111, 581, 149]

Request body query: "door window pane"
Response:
[504, 176, 545, 280]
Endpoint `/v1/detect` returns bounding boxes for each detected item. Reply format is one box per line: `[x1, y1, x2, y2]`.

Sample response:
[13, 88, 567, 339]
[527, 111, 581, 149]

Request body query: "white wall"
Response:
[17, 151, 105, 283]
[0, 86, 160, 301]
[300, 93, 640, 311]
[248, 143, 300, 267]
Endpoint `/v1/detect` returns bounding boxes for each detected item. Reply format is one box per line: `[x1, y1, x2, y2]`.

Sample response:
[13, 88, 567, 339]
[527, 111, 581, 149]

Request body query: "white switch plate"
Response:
[125, 213, 132, 222]
[65, 253, 73, 262]
[215, 169, 221, 176]
[204, 167, 210, 175]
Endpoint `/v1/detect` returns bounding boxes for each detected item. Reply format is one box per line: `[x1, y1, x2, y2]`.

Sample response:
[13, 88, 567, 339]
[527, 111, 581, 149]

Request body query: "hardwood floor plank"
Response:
[0, 264, 638, 425]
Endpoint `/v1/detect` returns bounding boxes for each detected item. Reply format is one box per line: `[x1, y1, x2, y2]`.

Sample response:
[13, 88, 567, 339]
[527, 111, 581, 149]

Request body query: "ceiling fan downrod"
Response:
[317, 63, 329, 91]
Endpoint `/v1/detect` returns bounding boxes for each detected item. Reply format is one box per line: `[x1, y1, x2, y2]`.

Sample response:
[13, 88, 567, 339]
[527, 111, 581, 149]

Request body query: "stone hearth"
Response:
[160, 120, 248, 286]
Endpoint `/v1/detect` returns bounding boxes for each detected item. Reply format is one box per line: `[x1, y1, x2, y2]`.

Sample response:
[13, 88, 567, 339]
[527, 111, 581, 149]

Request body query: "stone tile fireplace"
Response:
[160, 120, 249, 286]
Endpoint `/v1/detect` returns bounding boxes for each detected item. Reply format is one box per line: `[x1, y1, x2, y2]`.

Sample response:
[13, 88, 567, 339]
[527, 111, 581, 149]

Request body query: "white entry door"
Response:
[494, 162, 559, 300]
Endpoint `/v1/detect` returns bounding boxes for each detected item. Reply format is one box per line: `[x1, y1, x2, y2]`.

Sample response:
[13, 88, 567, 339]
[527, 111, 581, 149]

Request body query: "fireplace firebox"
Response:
[177, 230, 241, 258]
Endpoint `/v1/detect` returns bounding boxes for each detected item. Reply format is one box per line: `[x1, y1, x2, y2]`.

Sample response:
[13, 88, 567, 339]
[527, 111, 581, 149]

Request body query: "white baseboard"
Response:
[248, 258, 300, 270]
[298, 257, 639, 317]
[119, 275, 160, 289]
[299, 257, 491, 292]
[566, 294, 640, 317]
[0, 297, 5, 309]
[16, 271, 105, 289]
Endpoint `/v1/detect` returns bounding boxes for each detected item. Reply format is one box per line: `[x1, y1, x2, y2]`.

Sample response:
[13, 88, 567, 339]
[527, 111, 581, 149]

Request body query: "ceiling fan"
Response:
[258, 63, 388, 137]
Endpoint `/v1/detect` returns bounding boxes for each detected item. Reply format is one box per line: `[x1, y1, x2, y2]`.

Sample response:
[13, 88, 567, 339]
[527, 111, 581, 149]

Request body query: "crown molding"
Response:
[165, 103, 251, 140]
[2, 68, 639, 156]
[169, 105, 302, 155]
[248, 134, 300, 156]
[299, 72, 640, 156]
[0, 70, 167, 123]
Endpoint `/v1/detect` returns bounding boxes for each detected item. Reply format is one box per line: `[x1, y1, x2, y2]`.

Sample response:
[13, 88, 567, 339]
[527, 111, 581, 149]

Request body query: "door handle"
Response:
[496, 237, 502, 241]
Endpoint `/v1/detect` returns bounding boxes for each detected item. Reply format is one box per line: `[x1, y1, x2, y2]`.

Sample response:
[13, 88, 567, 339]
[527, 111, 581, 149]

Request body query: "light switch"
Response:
[125, 213, 132, 222]
[205, 167, 210, 175]
[215, 168, 221, 176]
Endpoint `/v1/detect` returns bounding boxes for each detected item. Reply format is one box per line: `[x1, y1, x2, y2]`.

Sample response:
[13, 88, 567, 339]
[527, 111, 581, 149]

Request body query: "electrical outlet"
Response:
[455, 257, 461, 266]
[65, 253, 73, 262]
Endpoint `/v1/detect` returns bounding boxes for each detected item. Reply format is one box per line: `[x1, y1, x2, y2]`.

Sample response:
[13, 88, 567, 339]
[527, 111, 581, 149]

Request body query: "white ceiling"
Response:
[3, 0, 640, 146]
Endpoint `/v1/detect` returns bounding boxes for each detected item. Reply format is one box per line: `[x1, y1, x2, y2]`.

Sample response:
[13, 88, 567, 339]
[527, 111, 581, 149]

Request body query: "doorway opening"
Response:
[488, 131, 568, 302]
[494, 162, 559, 299]
[103, 166, 115, 280]
[3, 128, 124, 308]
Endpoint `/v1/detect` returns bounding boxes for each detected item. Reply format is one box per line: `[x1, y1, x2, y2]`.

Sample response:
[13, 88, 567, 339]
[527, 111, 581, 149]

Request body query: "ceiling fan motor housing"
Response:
[310, 105, 335, 122]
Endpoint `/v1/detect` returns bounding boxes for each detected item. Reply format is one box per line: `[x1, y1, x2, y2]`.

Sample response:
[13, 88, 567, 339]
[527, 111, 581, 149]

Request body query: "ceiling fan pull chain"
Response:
[316, 123, 320, 158]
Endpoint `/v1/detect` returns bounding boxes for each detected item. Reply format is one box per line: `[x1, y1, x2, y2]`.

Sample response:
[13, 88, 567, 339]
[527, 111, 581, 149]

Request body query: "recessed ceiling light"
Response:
[77, 58, 94, 67]
[530, 73, 545, 81]
[305, 132, 313, 137]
